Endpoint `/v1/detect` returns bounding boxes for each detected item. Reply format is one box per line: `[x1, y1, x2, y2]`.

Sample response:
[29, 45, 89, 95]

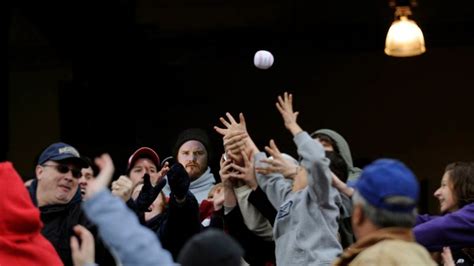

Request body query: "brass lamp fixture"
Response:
[385, 0, 426, 57]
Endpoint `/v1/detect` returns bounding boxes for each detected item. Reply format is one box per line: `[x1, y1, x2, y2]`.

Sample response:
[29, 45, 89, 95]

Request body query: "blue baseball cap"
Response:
[353, 159, 419, 213]
[37, 142, 88, 168]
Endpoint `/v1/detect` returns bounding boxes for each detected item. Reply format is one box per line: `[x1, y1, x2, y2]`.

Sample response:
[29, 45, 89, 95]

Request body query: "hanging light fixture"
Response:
[385, 0, 426, 57]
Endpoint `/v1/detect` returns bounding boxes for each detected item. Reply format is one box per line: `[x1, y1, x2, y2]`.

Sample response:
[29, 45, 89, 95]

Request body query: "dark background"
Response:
[3, 0, 474, 213]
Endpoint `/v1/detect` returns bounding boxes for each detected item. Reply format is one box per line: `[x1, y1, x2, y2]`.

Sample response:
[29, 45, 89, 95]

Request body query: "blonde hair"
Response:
[207, 183, 223, 199]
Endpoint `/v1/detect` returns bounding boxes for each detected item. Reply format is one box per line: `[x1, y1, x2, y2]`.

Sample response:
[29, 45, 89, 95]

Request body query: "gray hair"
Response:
[352, 191, 417, 228]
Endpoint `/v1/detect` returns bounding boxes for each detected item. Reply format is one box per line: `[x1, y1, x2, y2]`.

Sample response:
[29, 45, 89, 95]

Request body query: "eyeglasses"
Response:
[42, 164, 82, 178]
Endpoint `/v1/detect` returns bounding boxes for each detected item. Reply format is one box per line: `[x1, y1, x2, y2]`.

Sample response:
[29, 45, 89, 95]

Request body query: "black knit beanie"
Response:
[172, 128, 212, 161]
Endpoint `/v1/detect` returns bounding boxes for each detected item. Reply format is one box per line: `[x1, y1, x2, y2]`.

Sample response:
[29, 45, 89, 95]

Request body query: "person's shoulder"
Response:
[354, 240, 435, 265]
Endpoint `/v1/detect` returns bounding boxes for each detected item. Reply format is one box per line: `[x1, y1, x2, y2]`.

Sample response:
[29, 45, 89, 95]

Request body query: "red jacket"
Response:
[0, 162, 63, 266]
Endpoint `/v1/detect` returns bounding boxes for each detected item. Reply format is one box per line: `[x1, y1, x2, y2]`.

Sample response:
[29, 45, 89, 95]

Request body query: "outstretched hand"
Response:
[214, 112, 259, 163]
[85, 153, 115, 199]
[276, 92, 302, 136]
[214, 112, 248, 137]
[256, 139, 298, 178]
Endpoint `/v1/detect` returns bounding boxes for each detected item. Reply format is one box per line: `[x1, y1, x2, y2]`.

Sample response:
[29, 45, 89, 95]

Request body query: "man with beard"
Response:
[163, 128, 216, 204]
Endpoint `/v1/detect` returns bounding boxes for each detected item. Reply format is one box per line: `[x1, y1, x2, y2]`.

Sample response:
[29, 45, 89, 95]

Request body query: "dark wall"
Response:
[6, 0, 474, 213]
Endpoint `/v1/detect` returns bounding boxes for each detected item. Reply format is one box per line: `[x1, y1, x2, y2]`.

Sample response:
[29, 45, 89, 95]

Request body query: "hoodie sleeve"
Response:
[83, 189, 175, 266]
[294, 131, 338, 209]
[254, 152, 293, 209]
[413, 204, 474, 251]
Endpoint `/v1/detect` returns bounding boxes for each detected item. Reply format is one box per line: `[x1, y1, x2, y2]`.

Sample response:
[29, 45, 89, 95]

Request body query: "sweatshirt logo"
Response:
[277, 200, 293, 219]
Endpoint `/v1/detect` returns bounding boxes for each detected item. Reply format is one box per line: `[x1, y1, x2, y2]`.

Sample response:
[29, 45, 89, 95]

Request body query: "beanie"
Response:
[173, 128, 212, 161]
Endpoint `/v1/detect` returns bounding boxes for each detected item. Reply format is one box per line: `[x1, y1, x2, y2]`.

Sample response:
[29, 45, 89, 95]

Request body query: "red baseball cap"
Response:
[127, 147, 160, 172]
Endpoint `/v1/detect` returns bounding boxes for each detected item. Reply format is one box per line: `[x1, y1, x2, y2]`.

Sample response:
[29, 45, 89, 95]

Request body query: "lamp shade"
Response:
[385, 16, 426, 57]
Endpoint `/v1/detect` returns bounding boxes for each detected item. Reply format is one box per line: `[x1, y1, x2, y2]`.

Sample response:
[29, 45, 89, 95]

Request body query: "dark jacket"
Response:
[141, 192, 201, 260]
[248, 186, 277, 225]
[225, 206, 276, 266]
[28, 180, 114, 266]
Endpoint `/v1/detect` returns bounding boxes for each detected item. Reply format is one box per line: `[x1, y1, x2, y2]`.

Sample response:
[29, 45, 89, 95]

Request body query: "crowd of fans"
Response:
[1, 92, 473, 266]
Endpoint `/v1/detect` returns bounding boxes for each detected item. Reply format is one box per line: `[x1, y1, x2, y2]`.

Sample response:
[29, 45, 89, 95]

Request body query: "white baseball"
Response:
[254, 50, 274, 70]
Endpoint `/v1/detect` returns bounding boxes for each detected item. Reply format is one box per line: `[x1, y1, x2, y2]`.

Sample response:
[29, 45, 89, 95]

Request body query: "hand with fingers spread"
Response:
[134, 173, 167, 212]
[230, 150, 258, 190]
[214, 112, 259, 163]
[276, 92, 303, 136]
[111, 175, 133, 202]
[70, 225, 95, 266]
[85, 153, 115, 199]
[214, 112, 248, 137]
[256, 139, 299, 178]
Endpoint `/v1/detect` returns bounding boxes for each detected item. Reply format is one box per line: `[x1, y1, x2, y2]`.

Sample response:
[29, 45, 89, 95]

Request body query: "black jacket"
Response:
[28, 180, 114, 266]
[140, 191, 201, 260]
[225, 205, 276, 265]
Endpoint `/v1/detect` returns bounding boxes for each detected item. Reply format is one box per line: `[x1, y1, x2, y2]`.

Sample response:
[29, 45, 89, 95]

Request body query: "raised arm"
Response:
[275, 92, 302, 137]
[275, 92, 336, 207]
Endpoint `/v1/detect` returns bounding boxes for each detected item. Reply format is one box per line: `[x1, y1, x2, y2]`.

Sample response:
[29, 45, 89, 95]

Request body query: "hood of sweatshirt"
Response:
[311, 129, 362, 182]
[0, 162, 62, 266]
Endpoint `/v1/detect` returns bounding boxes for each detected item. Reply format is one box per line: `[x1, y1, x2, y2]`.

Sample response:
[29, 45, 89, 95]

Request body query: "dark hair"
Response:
[81, 156, 99, 176]
[445, 162, 474, 208]
[326, 151, 349, 183]
[312, 133, 340, 154]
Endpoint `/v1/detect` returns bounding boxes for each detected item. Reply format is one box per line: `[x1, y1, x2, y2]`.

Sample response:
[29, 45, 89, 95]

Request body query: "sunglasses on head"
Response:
[42, 164, 82, 178]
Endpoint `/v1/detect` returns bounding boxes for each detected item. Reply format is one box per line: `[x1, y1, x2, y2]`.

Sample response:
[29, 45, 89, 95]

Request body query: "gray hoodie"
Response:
[255, 131, 342, 266]
[83, 189, 175, 266]
[311, 129, 362, 183]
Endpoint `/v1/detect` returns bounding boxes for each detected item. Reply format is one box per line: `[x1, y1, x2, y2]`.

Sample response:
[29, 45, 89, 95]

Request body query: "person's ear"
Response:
[352, 204, 364, 226]
[36, 165, 44, 180]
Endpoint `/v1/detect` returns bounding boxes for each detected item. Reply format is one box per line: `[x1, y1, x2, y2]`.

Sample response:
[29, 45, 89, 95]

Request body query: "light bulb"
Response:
[385, 16, 426, 57]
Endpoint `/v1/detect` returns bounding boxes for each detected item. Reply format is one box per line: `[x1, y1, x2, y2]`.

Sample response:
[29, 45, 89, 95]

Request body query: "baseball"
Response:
[254, 50, 274, 70]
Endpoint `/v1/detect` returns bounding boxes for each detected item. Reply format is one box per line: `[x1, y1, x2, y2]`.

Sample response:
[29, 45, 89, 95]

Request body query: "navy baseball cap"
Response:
[37, 142, 88, 168]
[353, 159, 419, 213]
